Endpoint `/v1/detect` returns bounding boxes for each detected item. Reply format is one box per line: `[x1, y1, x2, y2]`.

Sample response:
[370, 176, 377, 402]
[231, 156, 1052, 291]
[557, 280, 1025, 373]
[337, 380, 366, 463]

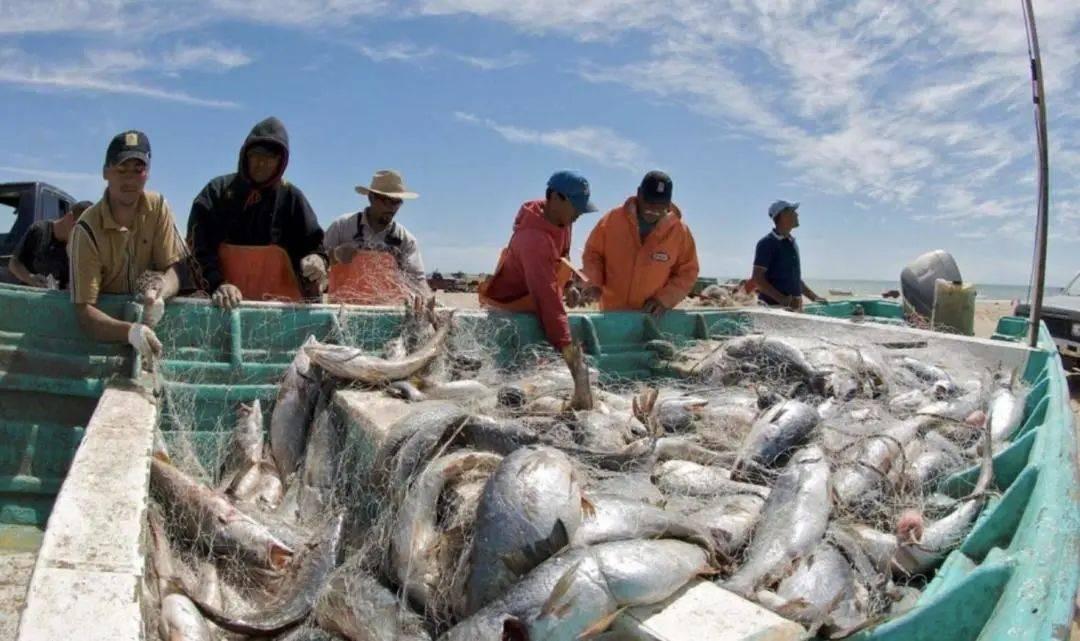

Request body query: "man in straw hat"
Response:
[323, 169, 429, 302]
[188, 116, 327, 309]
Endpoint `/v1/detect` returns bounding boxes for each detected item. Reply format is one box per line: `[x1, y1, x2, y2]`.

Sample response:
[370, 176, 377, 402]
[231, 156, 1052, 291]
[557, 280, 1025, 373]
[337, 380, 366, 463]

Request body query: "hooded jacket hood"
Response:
[239, 116, 290, 186]
[511, 200, 570, 250]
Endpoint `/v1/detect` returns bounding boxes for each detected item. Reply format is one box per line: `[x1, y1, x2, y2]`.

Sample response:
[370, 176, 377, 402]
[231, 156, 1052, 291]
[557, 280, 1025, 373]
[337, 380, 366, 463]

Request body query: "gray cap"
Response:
[768, 200, 798, 219]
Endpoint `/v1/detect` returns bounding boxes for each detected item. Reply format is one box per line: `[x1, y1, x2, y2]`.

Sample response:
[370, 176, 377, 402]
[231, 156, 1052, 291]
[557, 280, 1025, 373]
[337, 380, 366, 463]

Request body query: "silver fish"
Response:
[220, 400, 264, 482]
[392, 450, 502, 609]
[190, 514, 345, 635]
[732, 400, 821, 480]
[383, 403, 470, 494]
[653, 436, 730, 466]
[573, 411, 640, 452]
[652, 460, 770, 501]
[987, 385, 1023, 443]
[903, 430, 965, 492]
[897, 356, 950, 385]
[315, 567, 432, 641]
[724, 335, 825, 387]
[443, 540, 708, 641]
[298, 398, 346, 523]
[150, 458, 294, 570]
[270, 335, 320, 478]
[586, 473, 665, 506]
[525, 539, 710, 641]
[726, 446, 831, 596]
[571, 494, 713, 551]
[459, 415, 541, 455]
[160, 594, 213, 641]
[833, 418, 922, 512]
[465, 446, 593, 615]
[895, 426, 994, 576]
[687, 493, 766, 560]
[304, 312, 453, 383]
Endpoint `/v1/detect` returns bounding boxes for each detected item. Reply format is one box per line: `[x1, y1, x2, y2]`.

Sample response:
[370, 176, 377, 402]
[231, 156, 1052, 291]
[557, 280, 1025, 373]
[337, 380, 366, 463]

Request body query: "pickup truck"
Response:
[0, 182, 77, 283]
[1014, 272, 1080, 367]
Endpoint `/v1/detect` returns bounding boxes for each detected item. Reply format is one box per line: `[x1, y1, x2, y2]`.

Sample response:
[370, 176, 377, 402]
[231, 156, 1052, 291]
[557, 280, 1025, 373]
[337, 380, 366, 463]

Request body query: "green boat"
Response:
[1, 281, 1077, 641]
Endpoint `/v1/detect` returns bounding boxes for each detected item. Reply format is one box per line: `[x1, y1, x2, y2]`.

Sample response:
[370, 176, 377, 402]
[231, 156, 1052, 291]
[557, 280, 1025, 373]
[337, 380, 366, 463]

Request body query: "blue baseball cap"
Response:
[547, 170, 598, 215]
[768, 200, 799, 219]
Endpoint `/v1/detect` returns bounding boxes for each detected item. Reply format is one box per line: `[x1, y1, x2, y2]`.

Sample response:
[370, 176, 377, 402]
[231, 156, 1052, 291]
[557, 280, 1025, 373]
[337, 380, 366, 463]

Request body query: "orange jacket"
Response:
[582, 197, 699, 311]
[218, 243, 303, 302]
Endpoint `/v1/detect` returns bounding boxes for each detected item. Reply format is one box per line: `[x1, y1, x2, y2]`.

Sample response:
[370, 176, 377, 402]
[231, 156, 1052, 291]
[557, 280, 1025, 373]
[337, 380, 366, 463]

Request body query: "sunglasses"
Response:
[373, 193, 403, 206]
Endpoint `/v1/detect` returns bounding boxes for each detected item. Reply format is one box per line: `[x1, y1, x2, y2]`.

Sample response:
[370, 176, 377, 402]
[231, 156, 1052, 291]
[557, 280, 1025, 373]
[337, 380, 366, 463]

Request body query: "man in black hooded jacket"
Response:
[188, 116, 327, 308]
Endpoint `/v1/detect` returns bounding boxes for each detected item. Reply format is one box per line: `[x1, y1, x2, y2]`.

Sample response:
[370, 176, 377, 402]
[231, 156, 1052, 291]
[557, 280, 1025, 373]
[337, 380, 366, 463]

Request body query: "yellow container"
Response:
[932, 279, 976, 335]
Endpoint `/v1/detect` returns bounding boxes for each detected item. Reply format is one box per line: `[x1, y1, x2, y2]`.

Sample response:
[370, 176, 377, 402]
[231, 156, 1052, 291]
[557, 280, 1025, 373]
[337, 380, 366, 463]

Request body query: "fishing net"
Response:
[145, 301, 1032, 640]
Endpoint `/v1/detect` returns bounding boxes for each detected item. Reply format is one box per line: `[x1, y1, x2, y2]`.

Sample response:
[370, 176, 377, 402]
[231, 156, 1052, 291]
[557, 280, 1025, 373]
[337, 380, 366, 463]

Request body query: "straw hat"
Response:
[355, 170, 418, 200]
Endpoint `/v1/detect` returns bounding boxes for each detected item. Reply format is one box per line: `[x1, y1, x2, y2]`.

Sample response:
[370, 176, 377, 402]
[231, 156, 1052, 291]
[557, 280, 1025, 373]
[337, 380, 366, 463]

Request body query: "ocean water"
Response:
[721, 277, 1063, 302]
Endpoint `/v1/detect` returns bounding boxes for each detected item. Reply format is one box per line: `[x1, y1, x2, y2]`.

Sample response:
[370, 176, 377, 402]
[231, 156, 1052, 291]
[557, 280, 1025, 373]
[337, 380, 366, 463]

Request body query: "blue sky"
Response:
[2, 1, 1079, 287]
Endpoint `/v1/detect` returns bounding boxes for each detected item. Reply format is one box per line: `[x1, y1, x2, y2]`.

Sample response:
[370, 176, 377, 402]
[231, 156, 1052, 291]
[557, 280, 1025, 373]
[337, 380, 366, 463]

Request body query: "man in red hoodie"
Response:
[479, 170, 597, 409]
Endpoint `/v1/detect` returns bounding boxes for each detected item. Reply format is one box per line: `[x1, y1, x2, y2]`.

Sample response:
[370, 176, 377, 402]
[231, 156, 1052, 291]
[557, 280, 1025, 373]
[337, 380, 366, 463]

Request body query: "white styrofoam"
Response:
[614, 580, 807, 641]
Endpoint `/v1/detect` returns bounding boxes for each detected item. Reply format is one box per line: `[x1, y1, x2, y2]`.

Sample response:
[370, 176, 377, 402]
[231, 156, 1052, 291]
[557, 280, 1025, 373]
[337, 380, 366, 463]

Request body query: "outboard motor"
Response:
[901, 250, 962, 318]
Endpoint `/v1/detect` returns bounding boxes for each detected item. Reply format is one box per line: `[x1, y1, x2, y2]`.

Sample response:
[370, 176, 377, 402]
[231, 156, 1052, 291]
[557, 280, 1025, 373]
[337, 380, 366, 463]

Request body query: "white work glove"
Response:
[300, 254, 328, 282]
[128, 323, 163, 361]
[212, 283, 243, 310]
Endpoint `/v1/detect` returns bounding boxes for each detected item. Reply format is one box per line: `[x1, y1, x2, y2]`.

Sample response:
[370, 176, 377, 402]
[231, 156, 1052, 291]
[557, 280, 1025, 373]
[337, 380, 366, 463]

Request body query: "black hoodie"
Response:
[187, 117, 325, 292]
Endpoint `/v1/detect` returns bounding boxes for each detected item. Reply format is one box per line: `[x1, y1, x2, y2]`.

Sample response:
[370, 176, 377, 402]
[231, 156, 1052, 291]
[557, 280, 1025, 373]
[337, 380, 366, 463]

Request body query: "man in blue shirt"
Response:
[752, 200, 825, 310]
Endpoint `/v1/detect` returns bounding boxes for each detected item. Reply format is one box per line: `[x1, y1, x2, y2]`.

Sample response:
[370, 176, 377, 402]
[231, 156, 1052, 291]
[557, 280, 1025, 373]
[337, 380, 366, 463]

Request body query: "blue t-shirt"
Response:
[753, 231, 801, 305]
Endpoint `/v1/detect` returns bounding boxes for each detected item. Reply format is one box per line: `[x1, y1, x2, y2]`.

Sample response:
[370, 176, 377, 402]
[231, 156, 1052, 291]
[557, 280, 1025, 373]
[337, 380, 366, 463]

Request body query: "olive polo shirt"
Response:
[69, 191, 186, 305]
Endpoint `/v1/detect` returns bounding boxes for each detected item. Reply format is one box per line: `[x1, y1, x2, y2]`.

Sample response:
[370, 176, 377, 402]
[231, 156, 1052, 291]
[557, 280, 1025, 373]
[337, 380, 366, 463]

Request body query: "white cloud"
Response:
[0, 46, 240, 108]
[355, 41, 527, 70]
[455, 112, 649, 172]
[451, 51, 529, 71]
[355, 42, 438, 63]
[163, 44, 252, 72]
[436, 0, 1080, 241]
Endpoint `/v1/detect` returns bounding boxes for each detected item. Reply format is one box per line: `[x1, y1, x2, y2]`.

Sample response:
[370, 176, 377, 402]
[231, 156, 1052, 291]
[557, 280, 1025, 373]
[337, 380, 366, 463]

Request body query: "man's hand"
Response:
[127, 323, 163, 361]
[561, 342, 594, 411]
[212, 283, 243, 310]
[27, 274, 51, 288]
[141, 293, 165, 327]
[815, 297, 830, 305]
[301, 254, 329, 282]
[785, 295, 803, 312]
[333, 244, 359, 265]
[642, 298, 668, 318]
[581, 285, 602, 304]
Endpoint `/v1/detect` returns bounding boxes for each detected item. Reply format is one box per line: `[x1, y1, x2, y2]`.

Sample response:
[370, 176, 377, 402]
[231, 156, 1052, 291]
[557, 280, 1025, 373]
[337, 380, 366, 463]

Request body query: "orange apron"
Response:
[328, 251, 409, 305]
[478, 249, 574, 312]
[218, 243, 303, 302]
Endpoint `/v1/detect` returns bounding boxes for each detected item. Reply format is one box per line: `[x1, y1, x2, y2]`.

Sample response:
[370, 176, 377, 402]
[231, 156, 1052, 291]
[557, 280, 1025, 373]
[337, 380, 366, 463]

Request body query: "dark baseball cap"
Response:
[105, 130, 151, 168]
[639, 170, 673, 205]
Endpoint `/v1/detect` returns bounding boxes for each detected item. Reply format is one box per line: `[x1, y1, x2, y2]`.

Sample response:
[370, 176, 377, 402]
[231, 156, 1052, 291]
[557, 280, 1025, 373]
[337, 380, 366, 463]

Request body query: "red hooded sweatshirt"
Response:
[482, 200, 572, 349]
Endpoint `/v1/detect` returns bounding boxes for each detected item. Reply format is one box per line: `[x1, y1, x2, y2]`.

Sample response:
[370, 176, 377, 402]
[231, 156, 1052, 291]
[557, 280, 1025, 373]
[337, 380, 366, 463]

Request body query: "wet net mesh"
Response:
[144, 302, 1030, 640]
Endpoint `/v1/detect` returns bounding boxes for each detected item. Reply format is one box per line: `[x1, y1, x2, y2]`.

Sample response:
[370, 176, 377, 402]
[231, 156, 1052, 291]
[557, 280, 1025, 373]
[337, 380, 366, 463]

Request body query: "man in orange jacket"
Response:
[582, 170, 699, 316]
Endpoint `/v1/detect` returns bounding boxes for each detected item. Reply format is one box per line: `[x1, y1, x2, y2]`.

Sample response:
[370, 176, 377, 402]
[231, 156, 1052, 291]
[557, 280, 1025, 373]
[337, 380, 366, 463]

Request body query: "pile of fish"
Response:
[145, 302, 1027, 640]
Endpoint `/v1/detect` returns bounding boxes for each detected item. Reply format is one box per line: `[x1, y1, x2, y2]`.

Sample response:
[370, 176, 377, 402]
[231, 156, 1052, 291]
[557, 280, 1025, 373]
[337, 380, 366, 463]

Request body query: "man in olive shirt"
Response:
[8, 200, 91, 288]
[69, 130, 188, 361]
